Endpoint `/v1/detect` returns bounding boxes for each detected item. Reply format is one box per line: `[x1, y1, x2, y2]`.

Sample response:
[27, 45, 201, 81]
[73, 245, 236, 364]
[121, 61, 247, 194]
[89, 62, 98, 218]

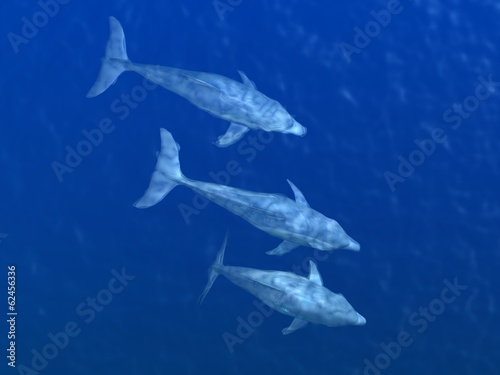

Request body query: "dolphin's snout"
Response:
[286, 120, 307, 136]
[344, 237, 360, 252]
[297, 123, 307, 136]
[356, 313, 366, 325]
[295, 122, 308, 137]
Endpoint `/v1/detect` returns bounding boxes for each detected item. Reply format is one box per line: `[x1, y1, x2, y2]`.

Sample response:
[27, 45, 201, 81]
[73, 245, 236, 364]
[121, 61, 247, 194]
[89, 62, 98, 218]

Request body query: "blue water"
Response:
[1, 0, 499, 374]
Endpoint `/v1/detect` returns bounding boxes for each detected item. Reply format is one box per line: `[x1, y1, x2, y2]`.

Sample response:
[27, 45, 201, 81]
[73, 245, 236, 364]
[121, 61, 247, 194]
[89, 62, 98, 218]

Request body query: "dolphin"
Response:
[86, 16, 307, 147]
[134, 128, 360, 255]
[199, 234, 366, 334]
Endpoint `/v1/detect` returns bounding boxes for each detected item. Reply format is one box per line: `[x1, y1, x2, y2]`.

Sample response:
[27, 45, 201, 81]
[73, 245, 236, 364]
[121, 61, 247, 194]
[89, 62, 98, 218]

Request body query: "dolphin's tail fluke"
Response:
[86, 16, 130, 98]
[134, 128, 186, 209]
[198, 233, 228, 305]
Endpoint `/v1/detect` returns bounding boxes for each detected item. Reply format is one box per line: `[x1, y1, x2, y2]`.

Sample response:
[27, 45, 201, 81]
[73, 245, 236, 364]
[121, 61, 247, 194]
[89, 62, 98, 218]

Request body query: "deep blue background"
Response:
[1, 0, 499, 374]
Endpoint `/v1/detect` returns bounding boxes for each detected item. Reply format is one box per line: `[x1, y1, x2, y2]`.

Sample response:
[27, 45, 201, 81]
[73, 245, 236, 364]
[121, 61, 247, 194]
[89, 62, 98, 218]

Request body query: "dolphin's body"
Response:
[87, 17, 307, 147]
[199, 234, 366, 334]
[135, 128, 360, 255]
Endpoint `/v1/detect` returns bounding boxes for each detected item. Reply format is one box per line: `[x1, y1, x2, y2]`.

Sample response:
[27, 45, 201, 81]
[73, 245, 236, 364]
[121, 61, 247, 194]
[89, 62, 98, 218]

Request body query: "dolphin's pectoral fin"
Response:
[266, 240, 299, 256]
[237, 70, 256, 89]
[282, 318, 309, 335]
[214, 123, 250, 147]
[307, 261, 323, 286]
[286, 180, 310, 207]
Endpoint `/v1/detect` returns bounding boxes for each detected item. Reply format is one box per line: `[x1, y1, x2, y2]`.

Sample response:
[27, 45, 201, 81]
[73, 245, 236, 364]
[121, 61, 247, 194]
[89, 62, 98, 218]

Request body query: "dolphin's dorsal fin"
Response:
[308, 261, 323, 286]
[286, 179, 309, 207]
[282, 318, 308, 335]
[237, 71, 256, 89]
